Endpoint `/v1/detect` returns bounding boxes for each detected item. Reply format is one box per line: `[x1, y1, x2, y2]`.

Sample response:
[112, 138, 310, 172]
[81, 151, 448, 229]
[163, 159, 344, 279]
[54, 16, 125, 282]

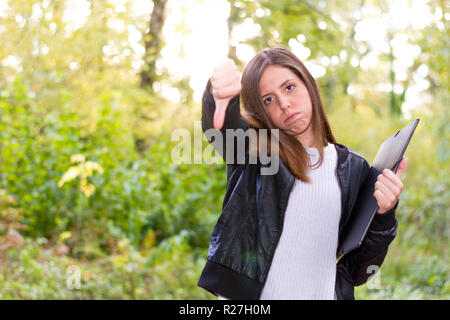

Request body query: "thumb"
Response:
[213, 97, 229, 130]
[395, 157, 408, 178]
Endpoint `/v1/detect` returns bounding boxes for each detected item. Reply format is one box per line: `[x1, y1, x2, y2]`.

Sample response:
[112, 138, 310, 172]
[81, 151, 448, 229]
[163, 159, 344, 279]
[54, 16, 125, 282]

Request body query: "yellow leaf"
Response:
[58, 167, 80, 187]
[59, 231, 72, 241]
[142, 230, 156, 249]
[71, 154, 85, 163]
[81, 183, 96, 197]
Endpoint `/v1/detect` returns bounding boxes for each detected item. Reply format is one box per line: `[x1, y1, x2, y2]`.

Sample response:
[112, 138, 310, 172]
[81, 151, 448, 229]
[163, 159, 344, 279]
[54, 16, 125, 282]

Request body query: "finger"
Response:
[213, 98, 229, 130]
[212, 67, 238, 81]
[212, 82, 241, 100]
[395, 157, 408, 178]
[374, 189, 397, 213]
[381, 168, 404, 191]
[374, 180, 396, 203]
[373, 189, 389, 211]
[377, 174, 401, 197]
[211, 71, 240, 90]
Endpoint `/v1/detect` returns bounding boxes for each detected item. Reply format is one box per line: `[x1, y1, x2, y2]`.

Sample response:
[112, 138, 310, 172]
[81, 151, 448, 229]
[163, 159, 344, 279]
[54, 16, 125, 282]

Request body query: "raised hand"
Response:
[210, 59, 242, 130]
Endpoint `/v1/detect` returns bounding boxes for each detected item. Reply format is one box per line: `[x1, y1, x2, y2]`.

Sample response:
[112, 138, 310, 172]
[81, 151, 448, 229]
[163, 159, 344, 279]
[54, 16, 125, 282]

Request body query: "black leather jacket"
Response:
[197, 82, 398, 300]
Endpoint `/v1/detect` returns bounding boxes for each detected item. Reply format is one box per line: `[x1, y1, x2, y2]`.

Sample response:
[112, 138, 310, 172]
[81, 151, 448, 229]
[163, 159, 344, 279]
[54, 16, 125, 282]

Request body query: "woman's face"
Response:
[259, 65, 314, 145]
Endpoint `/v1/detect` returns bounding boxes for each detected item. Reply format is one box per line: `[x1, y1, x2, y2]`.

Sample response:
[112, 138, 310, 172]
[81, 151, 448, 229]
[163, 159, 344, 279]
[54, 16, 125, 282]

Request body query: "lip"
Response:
[284, 112, 300, 123]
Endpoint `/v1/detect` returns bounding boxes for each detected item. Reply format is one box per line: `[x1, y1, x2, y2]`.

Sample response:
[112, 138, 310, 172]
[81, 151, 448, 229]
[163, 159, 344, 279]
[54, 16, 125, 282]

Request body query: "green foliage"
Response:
[0, 235, 212, 299]
[0, 0, 448, 300]
[0, 79, 226, 250]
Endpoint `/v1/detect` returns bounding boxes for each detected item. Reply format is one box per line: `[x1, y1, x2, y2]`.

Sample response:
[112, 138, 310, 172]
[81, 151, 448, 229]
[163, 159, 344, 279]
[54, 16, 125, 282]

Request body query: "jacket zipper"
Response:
[335, 164, 345, 259]
[335, 164, 344, 300]
[260, 177, 295, 287]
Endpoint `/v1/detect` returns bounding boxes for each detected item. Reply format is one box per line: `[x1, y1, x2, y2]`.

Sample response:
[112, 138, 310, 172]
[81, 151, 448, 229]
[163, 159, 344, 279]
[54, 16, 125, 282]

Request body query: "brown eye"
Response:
[286, 84, 295, 91]
[263, 97, 274, 105]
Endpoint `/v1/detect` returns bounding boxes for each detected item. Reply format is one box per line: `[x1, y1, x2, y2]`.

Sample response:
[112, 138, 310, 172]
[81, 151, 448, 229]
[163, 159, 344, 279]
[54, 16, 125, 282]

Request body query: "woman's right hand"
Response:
[210, 59, 241, 130]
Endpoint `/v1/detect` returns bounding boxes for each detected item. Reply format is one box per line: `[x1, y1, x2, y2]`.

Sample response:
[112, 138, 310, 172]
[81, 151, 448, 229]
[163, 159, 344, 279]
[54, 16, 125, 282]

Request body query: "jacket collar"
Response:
[333, 142, 350, 169]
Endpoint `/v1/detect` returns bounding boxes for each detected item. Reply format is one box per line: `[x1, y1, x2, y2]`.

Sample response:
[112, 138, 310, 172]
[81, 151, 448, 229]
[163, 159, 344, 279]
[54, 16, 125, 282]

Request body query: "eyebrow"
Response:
[261, 79, 296, 98]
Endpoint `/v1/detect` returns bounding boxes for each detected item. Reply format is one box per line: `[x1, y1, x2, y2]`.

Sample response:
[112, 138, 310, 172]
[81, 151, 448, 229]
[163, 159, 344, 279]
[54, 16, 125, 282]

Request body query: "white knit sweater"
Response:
[218, 143, 341, 300]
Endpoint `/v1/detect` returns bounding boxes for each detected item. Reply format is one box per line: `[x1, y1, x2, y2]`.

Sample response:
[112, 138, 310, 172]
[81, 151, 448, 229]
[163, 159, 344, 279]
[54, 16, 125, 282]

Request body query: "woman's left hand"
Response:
[374, 157, 408, 214]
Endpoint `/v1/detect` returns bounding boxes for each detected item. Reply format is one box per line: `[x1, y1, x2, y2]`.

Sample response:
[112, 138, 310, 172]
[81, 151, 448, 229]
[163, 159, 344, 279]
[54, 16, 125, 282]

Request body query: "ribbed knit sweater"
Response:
[218, 143, 341, 300]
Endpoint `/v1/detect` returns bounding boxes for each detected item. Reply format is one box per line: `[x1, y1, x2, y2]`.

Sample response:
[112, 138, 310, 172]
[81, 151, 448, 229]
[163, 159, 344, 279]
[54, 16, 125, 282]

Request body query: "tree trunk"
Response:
[227, 4, 240, 67]
[140, 0, 168, 90]
[387, 33, 401, 116]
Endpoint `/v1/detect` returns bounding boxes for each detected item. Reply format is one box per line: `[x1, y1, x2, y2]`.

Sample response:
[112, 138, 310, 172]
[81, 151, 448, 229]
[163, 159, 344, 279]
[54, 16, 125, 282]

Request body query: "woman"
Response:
[197, 46, 406, 300]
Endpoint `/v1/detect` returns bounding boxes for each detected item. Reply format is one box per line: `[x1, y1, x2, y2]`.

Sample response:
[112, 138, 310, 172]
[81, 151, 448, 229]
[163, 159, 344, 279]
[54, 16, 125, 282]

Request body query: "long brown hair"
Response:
[240, 46, 336, 182]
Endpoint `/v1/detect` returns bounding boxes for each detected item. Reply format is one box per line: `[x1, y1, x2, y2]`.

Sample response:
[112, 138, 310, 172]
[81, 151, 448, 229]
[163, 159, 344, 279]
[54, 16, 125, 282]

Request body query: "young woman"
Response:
[197, 46, 407, 300]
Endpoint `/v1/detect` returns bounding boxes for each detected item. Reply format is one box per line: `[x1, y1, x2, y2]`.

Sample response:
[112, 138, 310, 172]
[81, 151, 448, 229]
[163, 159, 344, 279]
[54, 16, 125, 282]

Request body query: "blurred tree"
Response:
[412, 0, 449, 163]
[140, 0, 169, 90]
[226, 0, 258, 68]
[0, 0, 138, 122]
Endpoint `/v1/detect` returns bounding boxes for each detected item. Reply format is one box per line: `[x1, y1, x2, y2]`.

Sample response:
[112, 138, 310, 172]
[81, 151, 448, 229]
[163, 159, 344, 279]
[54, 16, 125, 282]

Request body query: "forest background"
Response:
[0, 0, 448, 299]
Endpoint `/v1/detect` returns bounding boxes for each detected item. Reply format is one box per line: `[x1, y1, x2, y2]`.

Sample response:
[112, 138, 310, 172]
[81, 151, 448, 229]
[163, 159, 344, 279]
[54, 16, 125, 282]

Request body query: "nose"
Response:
[279, 95, 290, 111]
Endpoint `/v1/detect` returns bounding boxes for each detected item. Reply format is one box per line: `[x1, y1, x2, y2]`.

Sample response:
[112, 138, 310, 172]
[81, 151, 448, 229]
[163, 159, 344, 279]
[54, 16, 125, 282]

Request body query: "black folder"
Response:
[336, 118, 420, 261]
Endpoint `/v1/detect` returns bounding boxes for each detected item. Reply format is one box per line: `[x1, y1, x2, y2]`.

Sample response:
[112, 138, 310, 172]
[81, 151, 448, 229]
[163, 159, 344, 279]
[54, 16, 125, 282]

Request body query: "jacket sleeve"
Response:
[343, 160, 399, 287]
[201, 79, 249, 164]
